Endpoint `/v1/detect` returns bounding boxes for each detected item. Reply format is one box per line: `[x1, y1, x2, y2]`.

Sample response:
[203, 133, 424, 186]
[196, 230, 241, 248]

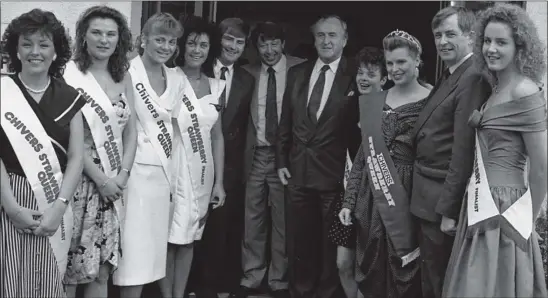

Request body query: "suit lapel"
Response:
[248, 64, 261, 131]
[298, 61, 316, 130]
[317, 57, 350, 126]
[413, 57, 473, 135]
[223, 67, 244, 128]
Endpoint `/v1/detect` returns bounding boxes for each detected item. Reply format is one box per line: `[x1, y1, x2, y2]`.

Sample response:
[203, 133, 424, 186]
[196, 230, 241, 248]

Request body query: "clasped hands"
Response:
[98, 172, 128, 203]
[9, 202, 64, 238]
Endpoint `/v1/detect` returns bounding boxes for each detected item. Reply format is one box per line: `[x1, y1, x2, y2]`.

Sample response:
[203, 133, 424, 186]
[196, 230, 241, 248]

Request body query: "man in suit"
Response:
[276, 15, 359, 298]
[234, 22, 305, 298]
[410, 7, 491, 298]
[193, 18, 255, 298]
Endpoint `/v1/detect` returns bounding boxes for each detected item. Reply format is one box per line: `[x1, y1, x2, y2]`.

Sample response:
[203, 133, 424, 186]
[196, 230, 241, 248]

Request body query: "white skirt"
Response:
[112, 162, 171, 286]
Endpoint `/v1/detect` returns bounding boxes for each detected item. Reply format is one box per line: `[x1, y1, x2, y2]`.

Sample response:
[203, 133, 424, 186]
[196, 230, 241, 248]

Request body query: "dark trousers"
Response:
[286, 185, 341, 298]
[192, 183, 245, 294]
[416, 217, 454, 298]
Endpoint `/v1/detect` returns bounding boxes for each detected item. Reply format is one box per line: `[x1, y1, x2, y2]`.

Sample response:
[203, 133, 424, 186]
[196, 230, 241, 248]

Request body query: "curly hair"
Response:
[175, 15, 218, 76]
[73, 5, 133, 83]
[1, 9, 72, 78]
[474, 3, 546, 84]
[355, 46, 387, 77]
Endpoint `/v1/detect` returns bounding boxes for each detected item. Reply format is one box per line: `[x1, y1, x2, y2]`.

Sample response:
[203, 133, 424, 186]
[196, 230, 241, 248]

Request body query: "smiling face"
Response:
[433, 14, 473, 67]
[313, 17, 347, 64]
[355, 63, 386, 94]
[184, 32, 210, 69]
[17, 30, 56, 76]
[219, 32, 245, 66]
[482, 21, 516, 73]
[143, 30, 178, 65]
[85, 17, 119, 61]
[257, 37, 284, 67]
[385, 47, 418, 86]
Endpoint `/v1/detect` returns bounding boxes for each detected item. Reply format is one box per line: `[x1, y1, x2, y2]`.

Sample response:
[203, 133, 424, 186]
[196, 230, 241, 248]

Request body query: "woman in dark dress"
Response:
[338, 30, 430, 298]
[0, 9, 86, 297]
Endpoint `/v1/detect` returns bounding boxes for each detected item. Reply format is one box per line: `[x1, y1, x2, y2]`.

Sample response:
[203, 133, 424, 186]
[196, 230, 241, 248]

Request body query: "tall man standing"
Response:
[235, 22, 305, 298]
[276, 15, 360, 298]
[193, 18, 255, 298]
[410, 7, 491, 298]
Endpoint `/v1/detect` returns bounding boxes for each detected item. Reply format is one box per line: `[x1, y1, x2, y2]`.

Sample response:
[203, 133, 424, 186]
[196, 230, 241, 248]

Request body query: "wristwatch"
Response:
[121, 168, 131, 176]
[57, 197, 70, 205]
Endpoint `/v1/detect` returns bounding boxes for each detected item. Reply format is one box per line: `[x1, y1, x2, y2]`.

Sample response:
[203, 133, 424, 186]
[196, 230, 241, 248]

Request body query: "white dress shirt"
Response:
[449, 53, 473, 74]
[214, 59, 234, 106]
[257, 55, 287, 146]
[307, 56, 341, 119]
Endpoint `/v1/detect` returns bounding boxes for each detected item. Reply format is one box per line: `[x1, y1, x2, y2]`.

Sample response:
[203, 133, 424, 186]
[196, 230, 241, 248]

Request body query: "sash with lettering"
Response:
[1, 76, 73, 276]
[359, 90, 420, 266]
[466, 131, 533, 250]
[129, 56, 173, 183]
[63, 61, 126, 233]
[173, 76, 221, 210]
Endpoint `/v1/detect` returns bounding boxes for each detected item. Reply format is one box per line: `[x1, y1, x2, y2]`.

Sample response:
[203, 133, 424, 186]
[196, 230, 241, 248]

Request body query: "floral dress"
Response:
[64, 95, 131, 284]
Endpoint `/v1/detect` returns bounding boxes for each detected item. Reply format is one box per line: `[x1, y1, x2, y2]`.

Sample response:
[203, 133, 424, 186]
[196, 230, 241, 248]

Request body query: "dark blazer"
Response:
[221, 65, 255, 189]
[242, 55, 306, 180]
[275, 57, 360, 191]
[410, 56, 491, 222]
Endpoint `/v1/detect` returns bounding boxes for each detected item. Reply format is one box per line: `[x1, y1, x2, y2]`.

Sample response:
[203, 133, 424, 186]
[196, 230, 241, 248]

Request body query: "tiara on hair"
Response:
[384, 29, 422, 53]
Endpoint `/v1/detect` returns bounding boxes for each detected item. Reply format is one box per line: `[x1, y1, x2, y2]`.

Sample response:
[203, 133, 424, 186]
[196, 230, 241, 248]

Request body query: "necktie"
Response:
[219, 66, 229, 110]
[265, 67, 278, 145]
[308, 65, 330, 123]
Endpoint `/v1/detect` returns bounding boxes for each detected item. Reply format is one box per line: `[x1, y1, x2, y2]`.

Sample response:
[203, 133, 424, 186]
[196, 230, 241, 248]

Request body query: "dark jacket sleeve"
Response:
[275, 66, 296, 170]
[435, 73, 490, 219]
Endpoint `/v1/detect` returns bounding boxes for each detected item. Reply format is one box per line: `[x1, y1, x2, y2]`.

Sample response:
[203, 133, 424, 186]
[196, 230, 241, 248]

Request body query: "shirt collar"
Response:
[448, 53, 473, 74]
[314, 56, 342, 75]
[215, 59, 234, 74]
[261, 55, 286, 74]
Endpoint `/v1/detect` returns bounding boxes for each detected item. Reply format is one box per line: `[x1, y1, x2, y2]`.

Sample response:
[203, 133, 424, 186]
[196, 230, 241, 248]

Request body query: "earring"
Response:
[17, 53, 21, 60]
[53, 54, 57, 61]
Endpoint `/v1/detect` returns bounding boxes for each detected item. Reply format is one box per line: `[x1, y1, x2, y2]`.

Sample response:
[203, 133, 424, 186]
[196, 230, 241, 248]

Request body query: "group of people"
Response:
[0, 3, 546, 298]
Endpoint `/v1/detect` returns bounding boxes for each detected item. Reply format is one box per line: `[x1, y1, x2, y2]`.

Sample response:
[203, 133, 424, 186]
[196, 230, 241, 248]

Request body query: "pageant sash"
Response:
[466, 132, 533, 245]
[1, 77, 73, 276]
[63, 61, 126, 232]
[359, 91, 420, 267]
[173, 76, 218, 204]
[129, 57, 174, 184]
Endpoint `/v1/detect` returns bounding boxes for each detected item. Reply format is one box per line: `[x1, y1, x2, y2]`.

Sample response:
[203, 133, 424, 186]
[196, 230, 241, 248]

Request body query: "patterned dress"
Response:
[64, 95, 131, 284]
[342, 99, 426, 298]
[1, 75, 85, 297]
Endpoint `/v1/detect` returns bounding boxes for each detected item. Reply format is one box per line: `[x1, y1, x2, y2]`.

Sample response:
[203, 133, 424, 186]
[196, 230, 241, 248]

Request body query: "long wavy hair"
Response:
[73, 5, 133, 83]
[175, 14, 218, 76]
[474, 3, 546, 84]
[1, 9, 72, 78]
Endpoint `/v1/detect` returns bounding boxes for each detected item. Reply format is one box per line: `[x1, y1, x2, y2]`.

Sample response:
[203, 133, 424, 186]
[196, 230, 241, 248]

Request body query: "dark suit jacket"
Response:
[242, 55, 306, 180]
[221, 66, 255, 189]
[410, 56, 491, 222]
[275, 57, 360, 191]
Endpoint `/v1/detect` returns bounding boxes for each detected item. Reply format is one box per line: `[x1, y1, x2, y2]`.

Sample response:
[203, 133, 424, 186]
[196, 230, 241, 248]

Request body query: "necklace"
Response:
[18, 73, 50, 93]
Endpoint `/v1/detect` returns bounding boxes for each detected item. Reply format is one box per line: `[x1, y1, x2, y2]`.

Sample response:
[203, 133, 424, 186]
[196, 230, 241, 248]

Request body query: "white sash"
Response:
[63, 61, 126, 232]
[467, 132, 533, 240]
[129, 57, 174, 184]
[0, 77, 73, 276]
[173, 77, 220, 204]
[343, 150, 352, 189]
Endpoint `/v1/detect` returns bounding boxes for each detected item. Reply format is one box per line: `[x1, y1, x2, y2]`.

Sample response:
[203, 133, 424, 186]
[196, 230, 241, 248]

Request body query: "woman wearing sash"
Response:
[339, 30, 430, 298]
[0, 9, 86, 297]
[159, 16, 226, 297]
[443, 4, 548, 297]
[62, 6, 137, 298]
[328, 46, 387, 298]
[113, 13, 183, 298]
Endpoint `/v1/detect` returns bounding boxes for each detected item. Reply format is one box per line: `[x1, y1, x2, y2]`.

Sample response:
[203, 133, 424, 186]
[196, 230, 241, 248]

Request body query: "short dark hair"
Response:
[250, 21, 285, 48]
[73, 5, 133, 83]
[355, 46, 387, 77]
[431, 6, 476, 34]
[218, 18, 250, 39]
[175, 15, 217, 75]
[2, 9, 72, 78]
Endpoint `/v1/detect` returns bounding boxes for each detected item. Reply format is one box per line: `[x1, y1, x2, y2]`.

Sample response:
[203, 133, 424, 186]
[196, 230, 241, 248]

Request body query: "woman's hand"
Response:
[33, 203, 65, 237]
[210, 183, 226, 209]
[97, 178, 123, 203]
[7, 206, 42, 233]
[338, 208, 353, 226]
